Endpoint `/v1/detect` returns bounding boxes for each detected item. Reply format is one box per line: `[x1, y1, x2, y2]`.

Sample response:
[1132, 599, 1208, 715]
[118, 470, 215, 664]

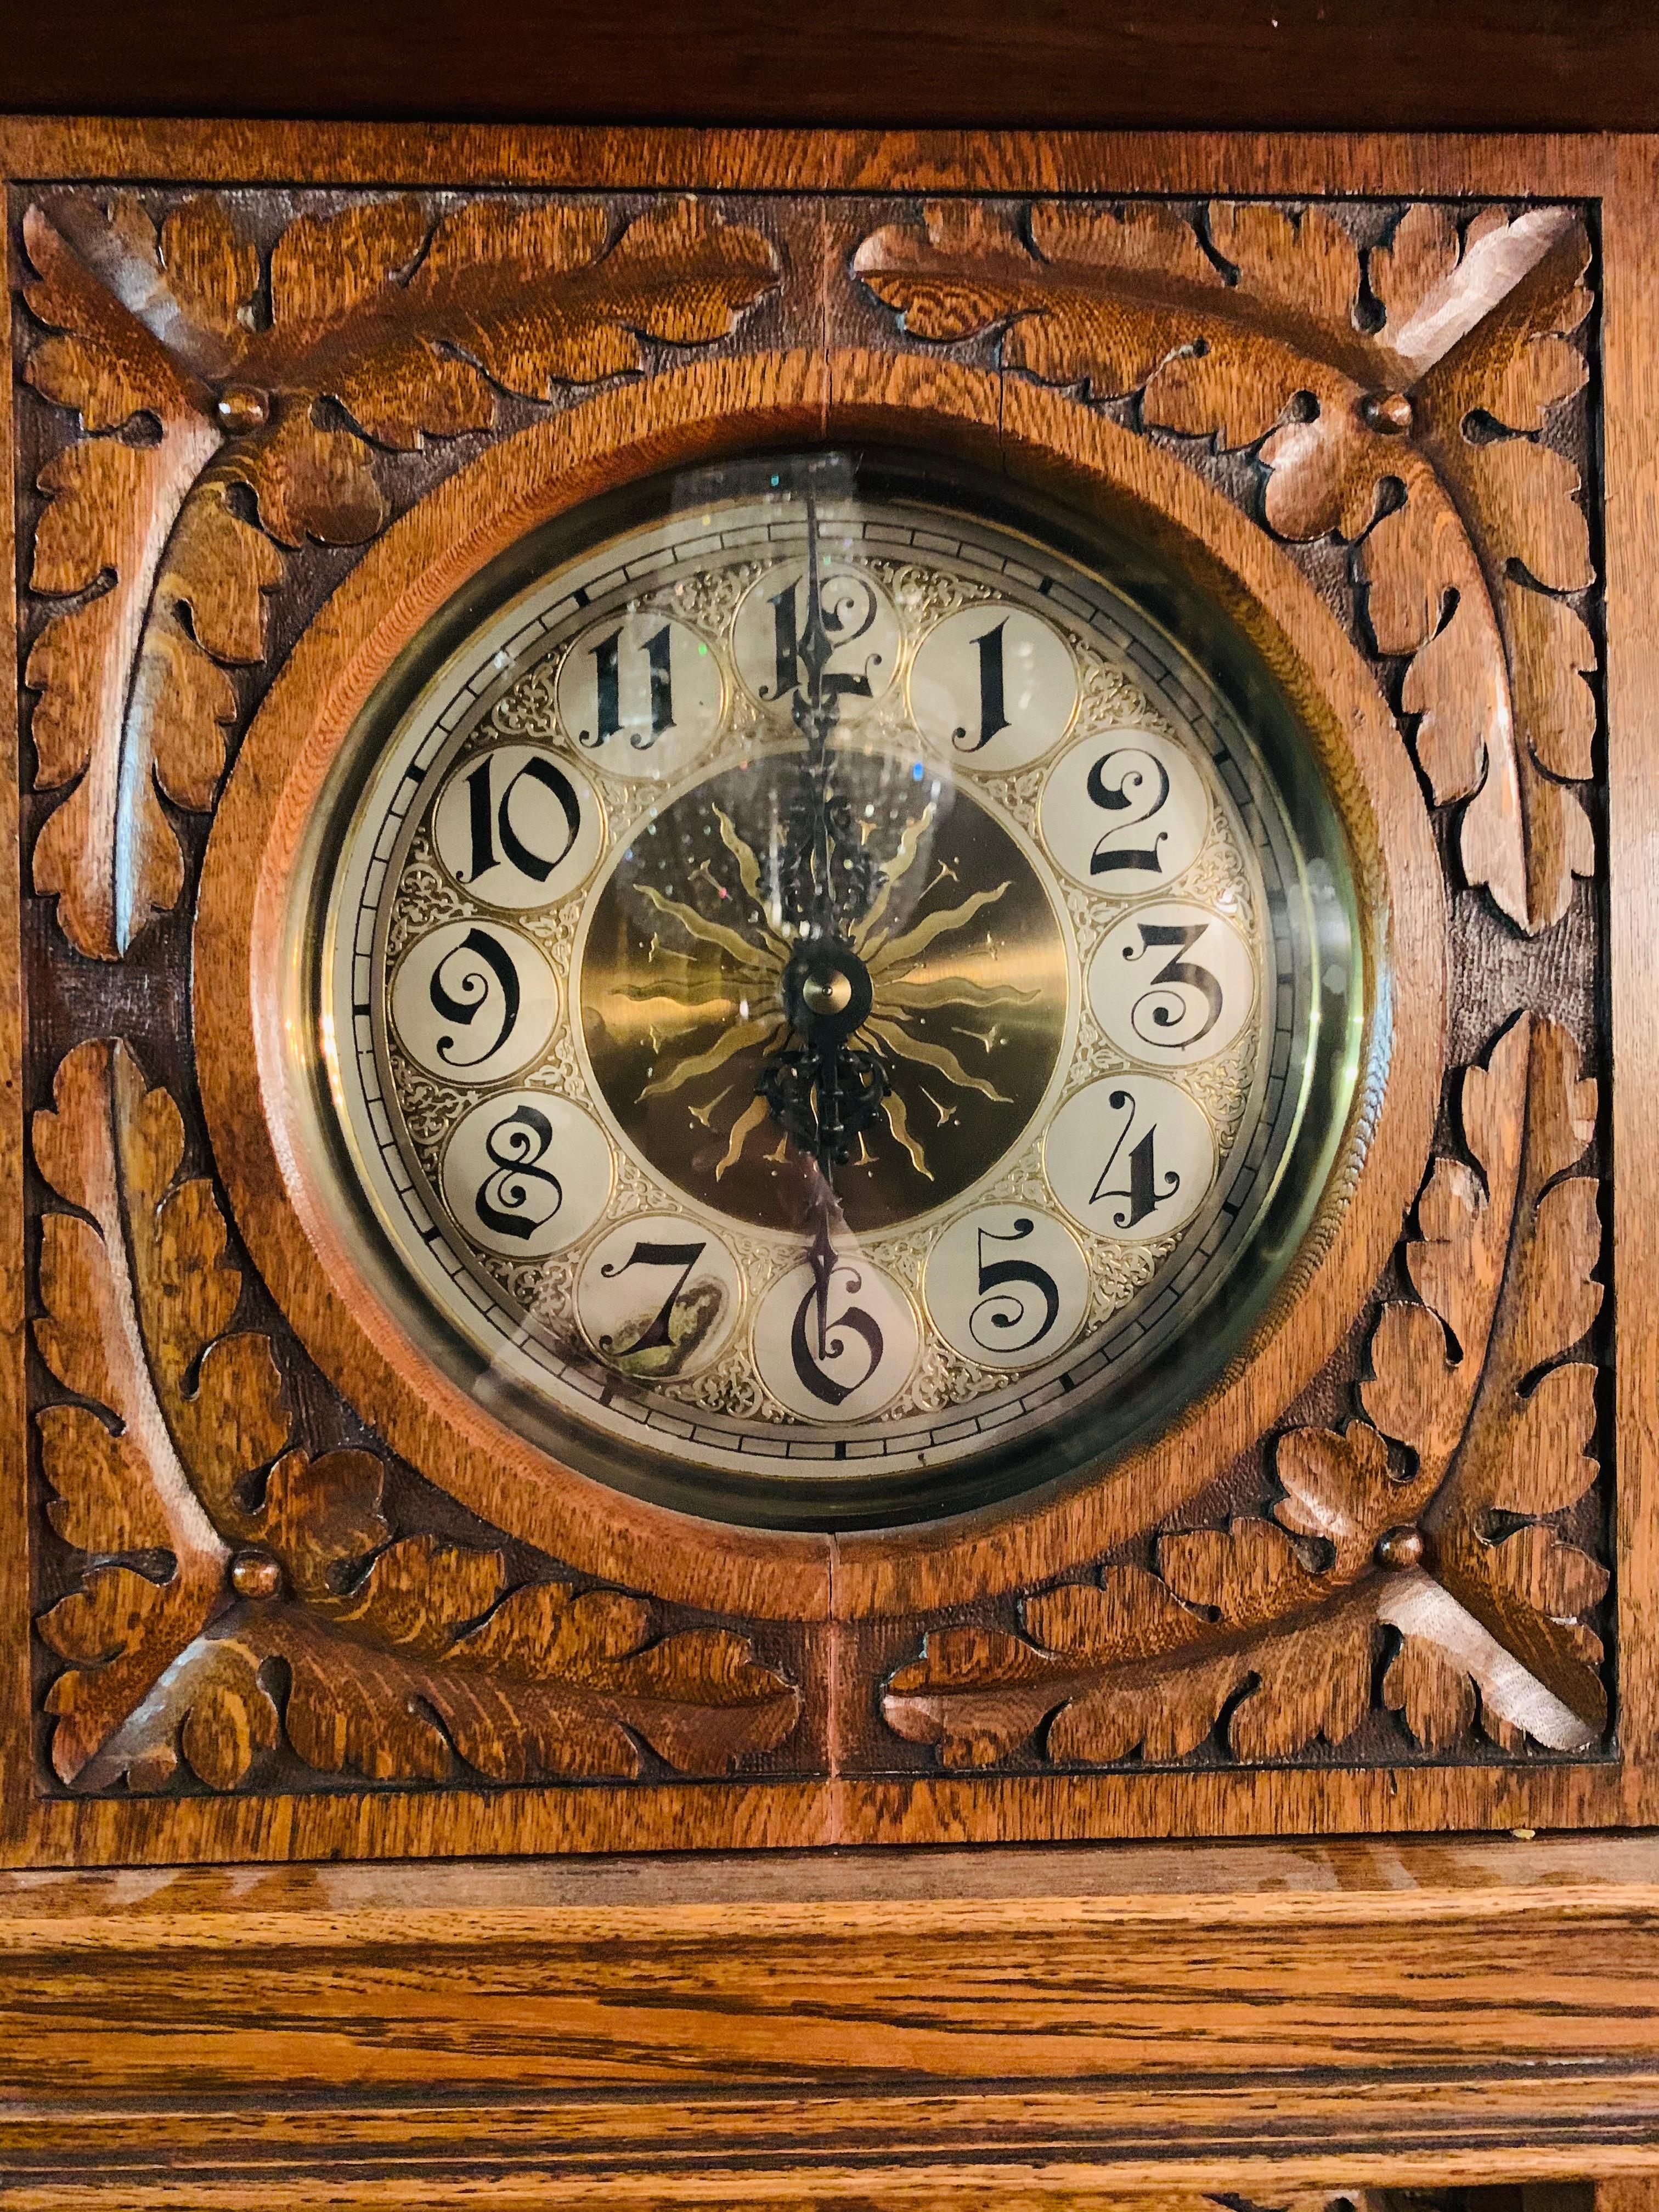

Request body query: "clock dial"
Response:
[313, 455, 1359, 1526]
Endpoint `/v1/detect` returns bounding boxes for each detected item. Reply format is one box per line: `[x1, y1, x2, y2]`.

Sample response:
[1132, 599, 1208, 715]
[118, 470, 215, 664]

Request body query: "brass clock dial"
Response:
[311, 454, 1361, 1526]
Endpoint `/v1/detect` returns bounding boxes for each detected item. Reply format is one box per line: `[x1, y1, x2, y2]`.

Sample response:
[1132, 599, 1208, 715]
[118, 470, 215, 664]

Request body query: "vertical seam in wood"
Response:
[1604, 139, 1659, 1774]
[822, 189, 844, 1830]
[0, 184, 31, 1858]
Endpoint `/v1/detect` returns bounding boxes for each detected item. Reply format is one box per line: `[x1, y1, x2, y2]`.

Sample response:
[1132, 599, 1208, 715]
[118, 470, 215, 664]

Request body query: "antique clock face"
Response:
[306, 454, 1361, 1526]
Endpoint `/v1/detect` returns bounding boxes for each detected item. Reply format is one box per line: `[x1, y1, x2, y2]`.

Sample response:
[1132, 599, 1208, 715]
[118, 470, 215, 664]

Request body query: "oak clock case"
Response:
[7, 160, 1619, 1866]
[302, 456, 1362, 1528]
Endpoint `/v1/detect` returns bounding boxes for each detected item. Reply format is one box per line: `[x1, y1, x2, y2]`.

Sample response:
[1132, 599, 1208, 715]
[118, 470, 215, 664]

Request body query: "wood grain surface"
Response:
[1, 1, 1657, 133]
[0, 98, 1645, 2212]
[1600, 139, 1659, 1768]
[0, 120, 1632, 196]
[0, 120, 1649, 2203]
[5, 1836, 1659, 2204]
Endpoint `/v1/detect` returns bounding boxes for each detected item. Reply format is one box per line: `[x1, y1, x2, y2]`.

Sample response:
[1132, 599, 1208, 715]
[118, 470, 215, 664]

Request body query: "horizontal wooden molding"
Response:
[5, 1837, 1659, 2203]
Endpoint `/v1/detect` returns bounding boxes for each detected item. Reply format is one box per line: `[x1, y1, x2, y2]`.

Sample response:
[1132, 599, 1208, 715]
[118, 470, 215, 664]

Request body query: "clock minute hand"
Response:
[783, 490, 840, 945]
[790, 498, 847, 1367]
[764, 494, 887, 1363]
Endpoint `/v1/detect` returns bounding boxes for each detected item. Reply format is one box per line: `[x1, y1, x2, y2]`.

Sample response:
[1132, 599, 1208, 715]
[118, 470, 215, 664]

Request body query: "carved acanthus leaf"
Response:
[882, 1012, 1606, 1769]
[22, 190, 780, 959]
[92, 1584, 804, 1790]
[882, 1588, 1380, 1769]
[854, 198, 1595, 932]
[1424, 1016, 1605, 1728]
[32, 1038, 243, 1782]
[30, 1037, 803, 1792]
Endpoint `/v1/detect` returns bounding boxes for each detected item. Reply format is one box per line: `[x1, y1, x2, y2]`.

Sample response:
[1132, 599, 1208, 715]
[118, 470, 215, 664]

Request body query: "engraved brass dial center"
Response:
[578, 743, 1071, 1235]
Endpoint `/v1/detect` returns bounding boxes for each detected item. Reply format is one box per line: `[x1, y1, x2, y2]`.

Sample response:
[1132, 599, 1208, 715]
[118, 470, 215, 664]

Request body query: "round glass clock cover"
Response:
[307, 452, 1361, 1527]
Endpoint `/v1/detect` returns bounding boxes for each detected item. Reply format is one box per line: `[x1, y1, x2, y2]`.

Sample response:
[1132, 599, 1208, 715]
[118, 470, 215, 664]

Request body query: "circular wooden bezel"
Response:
[194, 349, 1444, 1621]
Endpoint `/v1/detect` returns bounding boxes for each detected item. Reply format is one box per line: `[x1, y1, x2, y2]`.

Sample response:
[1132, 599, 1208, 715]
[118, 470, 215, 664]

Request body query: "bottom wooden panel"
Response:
[4, 1839, 1659, 2206]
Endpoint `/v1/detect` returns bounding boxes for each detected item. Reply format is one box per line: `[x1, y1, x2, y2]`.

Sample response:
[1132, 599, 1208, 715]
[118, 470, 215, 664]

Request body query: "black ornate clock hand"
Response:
[760, 493, 891, 1368]
[760, 495, 888, 1186]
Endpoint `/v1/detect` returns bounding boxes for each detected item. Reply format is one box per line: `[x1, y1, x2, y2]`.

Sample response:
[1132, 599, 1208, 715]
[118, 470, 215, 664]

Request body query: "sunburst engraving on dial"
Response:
[579, 744, 1069, 1232]
[314, 454, 1359, 1521]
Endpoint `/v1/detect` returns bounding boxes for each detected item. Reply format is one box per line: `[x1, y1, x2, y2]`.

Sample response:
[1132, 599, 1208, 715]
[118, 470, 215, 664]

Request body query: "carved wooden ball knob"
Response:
[216, 383, 271, 434]
[1375, 1525, 1426, 1571]
[1362, 390, 1414, 435]
[230, 1547, 284, 1600]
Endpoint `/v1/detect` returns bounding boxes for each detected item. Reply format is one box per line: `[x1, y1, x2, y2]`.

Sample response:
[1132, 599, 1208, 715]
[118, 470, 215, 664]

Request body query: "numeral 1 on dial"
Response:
[909, 604, 1079, 770]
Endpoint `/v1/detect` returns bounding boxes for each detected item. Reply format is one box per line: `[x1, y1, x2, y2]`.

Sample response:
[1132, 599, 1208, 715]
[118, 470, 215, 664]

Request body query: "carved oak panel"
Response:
[1, 151, 1629, 1863]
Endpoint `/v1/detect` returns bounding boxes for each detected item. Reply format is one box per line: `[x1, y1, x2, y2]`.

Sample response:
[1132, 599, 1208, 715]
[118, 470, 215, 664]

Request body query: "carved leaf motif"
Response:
[23, 210, 225, 961]
[316, 1531, 510, 1656]
[1412, 221, 1596, 928]
[174, 1641, 281, 1792]
[885, 1592, 1379, 1769]
[29, 1038, 804, 1792]
[275, 1620, 460, 1783]
[278, 1572, 804, 1782]
[1272, 1423, 1403, 1578]
[1227, 1601, 1374, 1760]
[1047, 1651, 1239, 1765]
[313, 197, 781, 441]
[1361, 1015, 1530, 1482]
[883, 1625, 1082, 1768]
[1159, 1515, 1324, 1622]
[127, 1594, 803, 1789]
[1383, 1634, 1477, 1752]
[194, 1435, 804, 1785]
[37, 1404, 171, 1555]
[22, 191, 780, 959]
[31, 1040, 233, 1781]
[1427, 1018, 1605, 1726]
[1048, 1587, 1379, 1763]
[1376, 1568, 1594, 1752]
[855, 198, 1594, 932]
[43, 190, 261, 380]
[1022, 1564, 1206, 1658]
[1487, 1525, 1609, 1664]
[1369, 203, 1463, 335]
[252, 1447, 393, 1601]
[882, 1011, 1605, 1770]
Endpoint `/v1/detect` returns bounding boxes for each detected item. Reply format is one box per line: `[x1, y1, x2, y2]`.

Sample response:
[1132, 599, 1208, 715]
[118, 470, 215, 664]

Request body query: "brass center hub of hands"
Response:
[787, 947, 867, 1041]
